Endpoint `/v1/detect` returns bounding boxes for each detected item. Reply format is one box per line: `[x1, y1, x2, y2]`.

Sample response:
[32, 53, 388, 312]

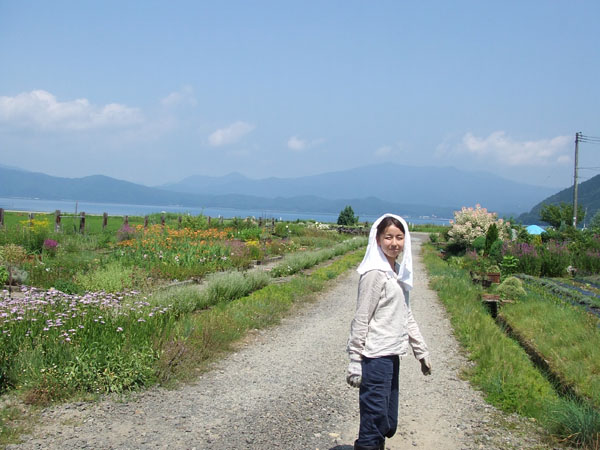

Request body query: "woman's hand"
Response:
[347, 360, 362, 388]
[420, 356, 432, 376]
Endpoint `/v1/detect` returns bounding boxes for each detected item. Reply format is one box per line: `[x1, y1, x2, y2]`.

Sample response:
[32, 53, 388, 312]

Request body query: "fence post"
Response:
[178, 216, 182, 227]
[79, 212, 86, 233]
[29, 212, 34, 227]
[219, 216, 224, 225]
[144, 216, 149, 228]
[207, 216, 211, 226]
[0, 208, 4, 228]
[161, 214, 165, 227]
[259, 217, 263, 227]
[55, 210, 61, 232]
[102, 212, 108, 231]
[124, 215, 129, 227]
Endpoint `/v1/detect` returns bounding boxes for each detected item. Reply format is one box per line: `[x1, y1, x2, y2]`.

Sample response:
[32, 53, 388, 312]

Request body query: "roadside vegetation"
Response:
[0, 209, 368, 446]
[426, 204, 600, 448]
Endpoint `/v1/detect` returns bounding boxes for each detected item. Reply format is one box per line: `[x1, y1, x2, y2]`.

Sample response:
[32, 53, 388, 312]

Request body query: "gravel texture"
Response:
[8, 233, 565, 449]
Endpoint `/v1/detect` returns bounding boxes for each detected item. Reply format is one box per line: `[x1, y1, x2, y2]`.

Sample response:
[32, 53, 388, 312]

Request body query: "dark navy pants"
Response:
[355, 355, 400, 449]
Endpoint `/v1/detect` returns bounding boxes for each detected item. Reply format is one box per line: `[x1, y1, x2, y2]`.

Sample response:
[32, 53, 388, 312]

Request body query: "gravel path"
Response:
[8, 234, 556, 449]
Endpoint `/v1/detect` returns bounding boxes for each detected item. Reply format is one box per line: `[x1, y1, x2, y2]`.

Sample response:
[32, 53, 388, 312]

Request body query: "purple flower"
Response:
[43, 239, 58, 250]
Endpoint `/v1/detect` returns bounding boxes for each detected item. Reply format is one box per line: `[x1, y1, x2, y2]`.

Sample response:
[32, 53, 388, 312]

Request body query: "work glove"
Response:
[419, 356, 432, 376]
[346, 359, 362, 388]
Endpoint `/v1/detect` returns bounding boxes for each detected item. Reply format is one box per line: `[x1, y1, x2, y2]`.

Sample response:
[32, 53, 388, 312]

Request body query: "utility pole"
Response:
[572, 132, 581, 228]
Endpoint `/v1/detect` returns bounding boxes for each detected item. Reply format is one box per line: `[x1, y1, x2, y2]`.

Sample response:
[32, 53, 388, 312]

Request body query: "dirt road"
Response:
[9, 233, 550, 449]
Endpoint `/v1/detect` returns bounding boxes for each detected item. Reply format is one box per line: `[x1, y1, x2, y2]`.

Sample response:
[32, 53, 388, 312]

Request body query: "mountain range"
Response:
[159, 164, 555, 215]
[518, 173, 600, 225]
[0, 164, 569, 221]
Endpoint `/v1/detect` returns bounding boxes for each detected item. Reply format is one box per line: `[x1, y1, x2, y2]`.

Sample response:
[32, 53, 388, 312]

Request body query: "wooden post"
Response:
[29, 212, 34, 227]
[124, 215, 129, 226]
[178, 216, 182, 227]
[259, 217, 263, 227]
[207, 216, 211, 226]
[102, 212, 108, 231]
[219, 216, 224, 225]
[161, 214, 165, 227]
[55, 210, 61, 232]
[79, 212, 86, 233]
[144, 216, 149, 228]
[0, 208, 4, 228]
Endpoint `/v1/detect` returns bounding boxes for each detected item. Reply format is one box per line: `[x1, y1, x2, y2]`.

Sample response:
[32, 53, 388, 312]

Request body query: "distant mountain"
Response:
[1, 164, 558, 219]
[0, 166, 456, 218]
[159, 163, 556, 215]
[518, 174, 600, 225]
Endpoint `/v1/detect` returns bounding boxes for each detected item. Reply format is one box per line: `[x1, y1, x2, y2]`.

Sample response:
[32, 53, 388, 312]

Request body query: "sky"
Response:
[1, 1, 599, 190]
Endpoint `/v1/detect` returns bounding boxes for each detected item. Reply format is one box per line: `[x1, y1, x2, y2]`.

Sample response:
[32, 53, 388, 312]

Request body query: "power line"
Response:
[579, 134, 600, 143]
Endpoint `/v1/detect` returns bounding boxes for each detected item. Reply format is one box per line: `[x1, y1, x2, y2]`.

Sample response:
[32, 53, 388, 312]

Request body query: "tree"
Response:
[590, 210, 600, 231]
[539, 202, 586, 228]
[337, 205, 358, 226]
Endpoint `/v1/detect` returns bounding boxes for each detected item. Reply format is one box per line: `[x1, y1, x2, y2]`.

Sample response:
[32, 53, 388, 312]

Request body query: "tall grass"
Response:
[270, 236, 366, 277]
[149, 270, 271, 314]
[500, 283, 600, 409]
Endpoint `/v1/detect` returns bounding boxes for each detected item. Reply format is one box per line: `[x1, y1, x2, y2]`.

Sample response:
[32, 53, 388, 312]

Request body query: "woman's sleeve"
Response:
[347, 270, 384, 361]
[405, 292, 430, 360]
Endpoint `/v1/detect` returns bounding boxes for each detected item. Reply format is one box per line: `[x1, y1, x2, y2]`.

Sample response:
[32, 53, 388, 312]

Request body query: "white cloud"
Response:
[439, 131, 572, 166]
[161, 86, 197, 108]
[375, 145, 392, 157]
[208, 121, 255, 147]
[287, 136, 306, 151]
[286, 135, 325, 151]
[0, 90, 143, 131]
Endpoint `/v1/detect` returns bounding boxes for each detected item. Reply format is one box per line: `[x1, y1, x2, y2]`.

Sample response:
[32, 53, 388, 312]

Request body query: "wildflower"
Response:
[116, 327, 123, 332]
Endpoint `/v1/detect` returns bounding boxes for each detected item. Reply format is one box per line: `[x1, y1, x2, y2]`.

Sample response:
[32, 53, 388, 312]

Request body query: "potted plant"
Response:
[486, 264, 501, 284]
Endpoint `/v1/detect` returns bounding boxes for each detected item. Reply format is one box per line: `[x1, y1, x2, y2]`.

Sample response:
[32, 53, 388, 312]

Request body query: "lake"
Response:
[0, 197, 451, 226]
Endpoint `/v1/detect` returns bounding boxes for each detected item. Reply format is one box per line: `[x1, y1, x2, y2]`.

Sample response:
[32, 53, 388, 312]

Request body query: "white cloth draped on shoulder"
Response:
[356, 213, 413, 291]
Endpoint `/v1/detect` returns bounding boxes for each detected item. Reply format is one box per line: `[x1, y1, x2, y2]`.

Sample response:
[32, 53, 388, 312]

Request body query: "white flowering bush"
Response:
[447, 205, 510, 248]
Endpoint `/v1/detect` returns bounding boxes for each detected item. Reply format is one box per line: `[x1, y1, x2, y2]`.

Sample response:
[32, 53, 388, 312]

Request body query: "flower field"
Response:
[0, 210, 365, 419]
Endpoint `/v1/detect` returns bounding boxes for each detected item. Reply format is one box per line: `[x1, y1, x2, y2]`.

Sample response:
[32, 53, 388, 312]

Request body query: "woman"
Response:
[347, 213, 431, 450]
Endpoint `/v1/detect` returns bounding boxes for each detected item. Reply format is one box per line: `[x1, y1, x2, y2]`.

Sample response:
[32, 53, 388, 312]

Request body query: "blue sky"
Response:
[1, 1, 599, 189]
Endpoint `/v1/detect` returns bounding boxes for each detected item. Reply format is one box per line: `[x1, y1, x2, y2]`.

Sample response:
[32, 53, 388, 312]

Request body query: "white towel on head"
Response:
[356, 213, 413, 290]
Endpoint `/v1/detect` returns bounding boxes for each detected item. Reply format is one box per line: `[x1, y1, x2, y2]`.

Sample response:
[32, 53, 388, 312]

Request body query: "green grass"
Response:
[423, 244, 558, 416]
[500, 282, 600, 409]
[423, 243, 600, 447]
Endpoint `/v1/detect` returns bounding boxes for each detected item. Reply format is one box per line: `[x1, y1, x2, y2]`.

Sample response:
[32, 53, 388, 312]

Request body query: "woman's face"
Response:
[377, 223, 405, 263]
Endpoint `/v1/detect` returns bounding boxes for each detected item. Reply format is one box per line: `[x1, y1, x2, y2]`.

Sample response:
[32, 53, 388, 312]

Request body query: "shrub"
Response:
[496, 276, 526, 300]
[472, 236, 486, 252]
[499, 255, 519, 277]
[488, 239, 503, 263]
[447, 205, 509, 250]
[484, 223, 499, 255]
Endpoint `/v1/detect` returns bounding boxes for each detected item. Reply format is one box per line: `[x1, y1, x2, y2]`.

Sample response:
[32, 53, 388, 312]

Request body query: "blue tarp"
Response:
[526, 224, 546, 235]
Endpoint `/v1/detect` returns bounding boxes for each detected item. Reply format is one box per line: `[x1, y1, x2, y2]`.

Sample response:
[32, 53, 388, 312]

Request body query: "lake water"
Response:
[0, 197, 451, 226]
